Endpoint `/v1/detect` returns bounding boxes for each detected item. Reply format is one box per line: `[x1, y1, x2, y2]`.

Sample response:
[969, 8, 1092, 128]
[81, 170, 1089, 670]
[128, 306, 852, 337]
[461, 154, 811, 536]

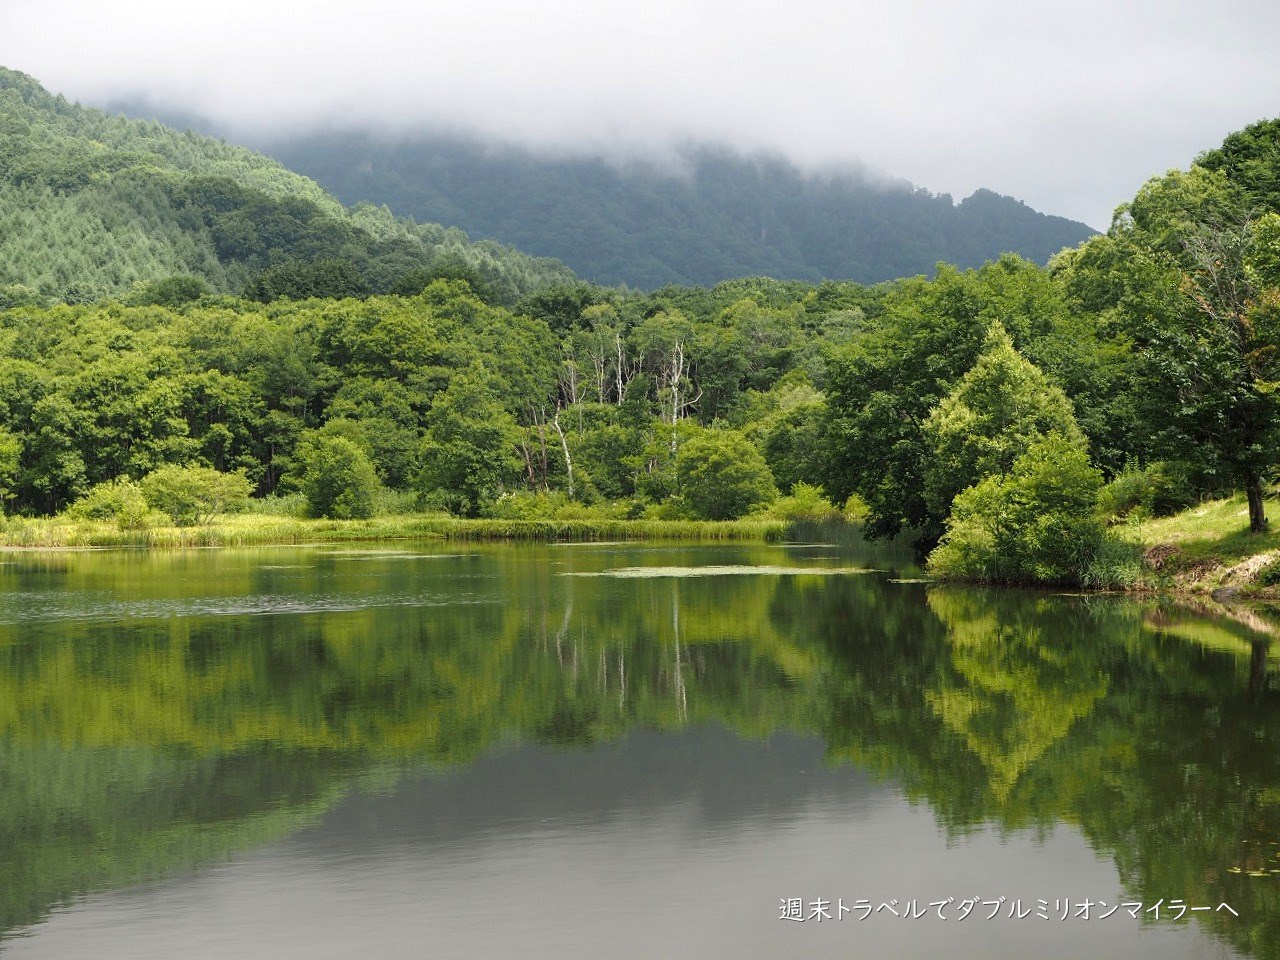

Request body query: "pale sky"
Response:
[4, 0, 1279, 229]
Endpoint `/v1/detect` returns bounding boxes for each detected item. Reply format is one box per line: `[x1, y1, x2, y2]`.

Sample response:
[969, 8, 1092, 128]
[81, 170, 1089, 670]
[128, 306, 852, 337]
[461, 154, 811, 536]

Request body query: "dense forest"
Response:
[247, 131, 1095, 287]
[3, 65, 1280, 587]
[0, 68, 573, 306]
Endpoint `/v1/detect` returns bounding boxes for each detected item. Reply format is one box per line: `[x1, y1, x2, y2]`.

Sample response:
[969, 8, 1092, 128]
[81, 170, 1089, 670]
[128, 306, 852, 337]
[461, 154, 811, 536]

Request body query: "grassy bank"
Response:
[0, 512, 790, 549]
[1129, 492, 1280, 596]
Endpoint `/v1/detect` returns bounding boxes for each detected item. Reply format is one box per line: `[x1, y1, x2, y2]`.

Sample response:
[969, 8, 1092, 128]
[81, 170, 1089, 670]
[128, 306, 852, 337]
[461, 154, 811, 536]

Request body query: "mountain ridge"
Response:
[94, 95, 1096, 289]
[251, 129, 1097, 288]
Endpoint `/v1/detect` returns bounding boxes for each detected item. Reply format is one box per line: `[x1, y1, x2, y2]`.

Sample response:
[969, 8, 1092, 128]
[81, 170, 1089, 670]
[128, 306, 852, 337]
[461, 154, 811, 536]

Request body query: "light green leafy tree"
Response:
[139, 464, 252, 526]
[296, 433, 380, 520]
[677, 426, 777, 520]
[928, 433, 1105, 585]
[922, 321, 1087, 539]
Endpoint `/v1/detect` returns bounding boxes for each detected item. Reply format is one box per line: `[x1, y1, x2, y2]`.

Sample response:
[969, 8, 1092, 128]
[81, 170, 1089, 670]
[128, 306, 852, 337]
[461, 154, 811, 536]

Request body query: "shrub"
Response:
[1097, 462, 1195, 522]
[768, 483, 841, 522]
[1256, 557, 1280, 587]
[1081, 535, 1147, 590]
[677, 427, 777, 520]
[928, 433, 1105, 585]
[843, 493, 871, 524]
[66, 477, 152, 529]
[485, 491, 630, 521]
[253, 492, 308, 517]
[140, 465, 252, 526]
[297, 435, 380, 519]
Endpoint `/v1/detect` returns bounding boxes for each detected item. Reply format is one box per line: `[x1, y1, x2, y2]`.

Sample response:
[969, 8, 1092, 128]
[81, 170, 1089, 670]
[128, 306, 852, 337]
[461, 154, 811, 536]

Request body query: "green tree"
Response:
[139, 464, 251, 526]
[922, 321, 1087, 537]
[677, 426, 777, 520]
[417, 372, 522, 516]
[1078, 160, 1280, 532]
[244, 258, 370, 303]
[928, 433, 1105, 585]
[1151, 211, 1280, 531]
[822, 266, 988, 541]
[129, 275, 210, 308]
[296, 434, 380, 519]
[0, 428, 20, 512]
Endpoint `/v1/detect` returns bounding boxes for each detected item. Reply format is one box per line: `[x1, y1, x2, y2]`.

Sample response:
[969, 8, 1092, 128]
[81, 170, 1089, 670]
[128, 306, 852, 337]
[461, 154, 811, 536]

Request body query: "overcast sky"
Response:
[4, 0, 1279, 229]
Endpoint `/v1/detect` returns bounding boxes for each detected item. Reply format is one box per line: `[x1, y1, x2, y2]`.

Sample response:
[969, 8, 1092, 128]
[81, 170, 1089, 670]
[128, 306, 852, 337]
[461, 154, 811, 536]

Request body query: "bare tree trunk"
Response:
[615, 332, 626, 405]
[553, 407, 574, 498]
[1247, 473, 1269, 533]
[521, 439, 536, 488]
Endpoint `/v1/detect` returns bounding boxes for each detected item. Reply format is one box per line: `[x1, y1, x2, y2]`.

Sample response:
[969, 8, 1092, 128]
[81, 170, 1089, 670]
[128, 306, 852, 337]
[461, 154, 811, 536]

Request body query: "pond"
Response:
[0, 539, 1273, 958]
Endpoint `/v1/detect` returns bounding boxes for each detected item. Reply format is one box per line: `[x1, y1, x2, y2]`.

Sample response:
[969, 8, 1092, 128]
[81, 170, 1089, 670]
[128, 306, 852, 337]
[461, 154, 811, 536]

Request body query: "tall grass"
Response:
[0, 513, 791, 548]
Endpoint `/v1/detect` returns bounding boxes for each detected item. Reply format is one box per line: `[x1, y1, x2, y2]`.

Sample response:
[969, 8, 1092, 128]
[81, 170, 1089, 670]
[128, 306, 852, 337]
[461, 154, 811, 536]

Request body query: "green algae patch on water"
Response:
[561, 564, 881, 579]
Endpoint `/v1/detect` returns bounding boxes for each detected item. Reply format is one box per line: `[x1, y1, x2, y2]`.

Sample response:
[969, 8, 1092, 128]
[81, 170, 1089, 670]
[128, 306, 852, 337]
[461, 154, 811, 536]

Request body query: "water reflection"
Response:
[0, 543, 1276, 957]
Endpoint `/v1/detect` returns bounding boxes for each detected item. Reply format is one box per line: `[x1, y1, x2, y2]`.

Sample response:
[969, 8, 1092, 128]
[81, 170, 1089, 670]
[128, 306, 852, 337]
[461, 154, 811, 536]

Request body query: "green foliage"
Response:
[1256, 556, 1280, 587]
[676, 426, 777, 520]
[128, 275, 210, 307]
[417, 372, 522, 517]
[65, 477, 151, 529]
[1079, 535, 1147, 590]
[822, 258, 1110, 543]
[0, 427, 19, 511]
[744, 377, 827, 493]
[928, 434, 1105, 585]
[484, 490, 629, 521]
[767, 482, 840, 522]
[1196, 117, 1280, 213]
[0, 67, 575, 305]
[1096, 462, 1194, 522]
[922, 321, 1087, 531]
[296, 433, 380, 519]
[1060, 145, 1280, 531]
[139, 464, 251, 526]
[244, 259, 370, 302]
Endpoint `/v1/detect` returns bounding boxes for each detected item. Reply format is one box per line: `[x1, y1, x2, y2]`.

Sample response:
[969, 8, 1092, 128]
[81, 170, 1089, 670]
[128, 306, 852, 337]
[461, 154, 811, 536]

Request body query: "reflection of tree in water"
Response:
[924, 590, 1109, 804]
[4, 550, 1280, 955]
[913, 591, 1280, 959]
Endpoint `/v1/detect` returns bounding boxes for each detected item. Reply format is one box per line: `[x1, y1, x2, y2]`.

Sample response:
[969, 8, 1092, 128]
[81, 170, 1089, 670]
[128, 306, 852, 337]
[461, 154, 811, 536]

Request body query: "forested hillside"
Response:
[0, 68, 574, 306]
[255, 132, 1095, 287]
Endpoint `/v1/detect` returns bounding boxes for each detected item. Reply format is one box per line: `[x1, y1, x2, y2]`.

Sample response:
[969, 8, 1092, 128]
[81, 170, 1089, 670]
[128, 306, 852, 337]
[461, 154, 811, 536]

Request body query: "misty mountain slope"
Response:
[0, 68, 574, 304]
[259, 133, 1096, 287]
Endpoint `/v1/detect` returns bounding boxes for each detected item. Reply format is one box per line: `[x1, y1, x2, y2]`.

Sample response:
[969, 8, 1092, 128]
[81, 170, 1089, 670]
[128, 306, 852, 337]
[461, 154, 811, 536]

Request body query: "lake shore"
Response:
[0, 513, 791, 549]
[1128, 492, 1280, 599]
[6, 495, 1280, 602]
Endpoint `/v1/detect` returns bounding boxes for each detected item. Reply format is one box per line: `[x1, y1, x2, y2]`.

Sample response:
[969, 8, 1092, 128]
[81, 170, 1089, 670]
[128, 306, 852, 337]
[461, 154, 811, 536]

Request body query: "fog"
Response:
[4, 0, 1280, 228]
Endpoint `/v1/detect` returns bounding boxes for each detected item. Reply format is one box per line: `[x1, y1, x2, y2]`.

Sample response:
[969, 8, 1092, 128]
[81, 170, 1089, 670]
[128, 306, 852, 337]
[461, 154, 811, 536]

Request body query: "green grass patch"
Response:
[1126, 490, 1280, 592]
[1132, 493, 1280, 563]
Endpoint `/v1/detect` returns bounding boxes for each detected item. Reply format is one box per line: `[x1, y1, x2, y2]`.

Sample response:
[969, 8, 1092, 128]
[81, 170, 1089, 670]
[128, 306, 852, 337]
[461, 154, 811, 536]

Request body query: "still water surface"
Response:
[0, 539, 1275, 958]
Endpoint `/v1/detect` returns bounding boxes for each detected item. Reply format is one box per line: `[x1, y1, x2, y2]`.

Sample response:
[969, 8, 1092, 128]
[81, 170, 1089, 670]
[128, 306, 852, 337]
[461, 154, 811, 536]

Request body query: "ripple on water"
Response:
[0, 591, 496, 624]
